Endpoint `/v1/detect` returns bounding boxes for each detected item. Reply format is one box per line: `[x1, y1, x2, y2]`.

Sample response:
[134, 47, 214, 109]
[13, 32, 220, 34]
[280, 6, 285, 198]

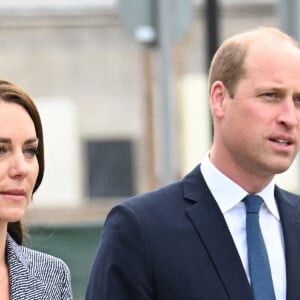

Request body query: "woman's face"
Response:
[0, 101, 39, 224]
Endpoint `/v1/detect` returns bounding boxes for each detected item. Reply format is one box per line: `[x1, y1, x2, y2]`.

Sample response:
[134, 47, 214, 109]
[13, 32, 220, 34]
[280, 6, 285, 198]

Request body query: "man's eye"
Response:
[264, 92, 277, 98]
[262, 92, 282, 102]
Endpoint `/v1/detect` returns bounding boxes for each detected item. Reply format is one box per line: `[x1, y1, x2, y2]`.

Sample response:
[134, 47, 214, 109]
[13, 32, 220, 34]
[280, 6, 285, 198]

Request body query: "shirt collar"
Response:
[200, 153, 280, 220]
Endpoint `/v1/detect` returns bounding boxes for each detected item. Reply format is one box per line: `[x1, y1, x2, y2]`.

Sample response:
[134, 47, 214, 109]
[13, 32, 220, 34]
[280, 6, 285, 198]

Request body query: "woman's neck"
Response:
[0, 223, 7, 266]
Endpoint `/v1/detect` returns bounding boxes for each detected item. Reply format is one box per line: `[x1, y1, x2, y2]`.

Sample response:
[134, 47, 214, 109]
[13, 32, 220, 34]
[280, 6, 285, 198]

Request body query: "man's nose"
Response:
[277, 98, 299, 128]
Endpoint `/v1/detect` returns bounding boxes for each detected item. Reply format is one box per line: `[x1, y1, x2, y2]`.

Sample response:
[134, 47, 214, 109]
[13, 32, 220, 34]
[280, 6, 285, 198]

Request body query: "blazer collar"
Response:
[6, 235, 45, 300]
[275, 187, 300, 300]
[182, 165, 253, 300]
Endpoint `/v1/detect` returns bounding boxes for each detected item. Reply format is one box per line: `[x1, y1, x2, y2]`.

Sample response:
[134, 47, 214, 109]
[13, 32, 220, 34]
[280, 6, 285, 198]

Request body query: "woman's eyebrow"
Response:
[25, 137, 39, 145]
[0, 137, 38, 144]
[0, 137, 11, 143]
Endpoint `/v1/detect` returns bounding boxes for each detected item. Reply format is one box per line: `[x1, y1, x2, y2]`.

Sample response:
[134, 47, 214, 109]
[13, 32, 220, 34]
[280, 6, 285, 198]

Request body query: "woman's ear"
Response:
[210, 81, 228, 118]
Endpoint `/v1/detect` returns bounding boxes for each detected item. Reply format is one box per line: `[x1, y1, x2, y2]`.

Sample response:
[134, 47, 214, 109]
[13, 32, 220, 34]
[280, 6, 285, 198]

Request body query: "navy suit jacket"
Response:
[86, 165, 300, 299]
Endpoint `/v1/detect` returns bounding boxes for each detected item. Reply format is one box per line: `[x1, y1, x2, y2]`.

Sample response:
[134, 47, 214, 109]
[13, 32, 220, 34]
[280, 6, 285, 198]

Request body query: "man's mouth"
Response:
[272, 138, 291, 145]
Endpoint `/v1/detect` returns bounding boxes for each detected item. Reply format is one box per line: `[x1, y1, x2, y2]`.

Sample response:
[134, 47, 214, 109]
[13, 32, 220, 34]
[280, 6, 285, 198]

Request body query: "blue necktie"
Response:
[244, 195, 276, 300]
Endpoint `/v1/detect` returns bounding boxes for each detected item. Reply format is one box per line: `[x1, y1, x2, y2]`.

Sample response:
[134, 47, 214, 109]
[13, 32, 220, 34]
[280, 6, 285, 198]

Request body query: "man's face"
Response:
[215, 40, 300, 184]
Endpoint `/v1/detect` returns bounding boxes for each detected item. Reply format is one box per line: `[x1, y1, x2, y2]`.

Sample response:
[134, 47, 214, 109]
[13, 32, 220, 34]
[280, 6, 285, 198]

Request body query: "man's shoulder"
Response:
[126, 164, 201, 202]
[122, 179, 184, 210]
[275, 185, 300, 206]
[112, 164, 204, 216]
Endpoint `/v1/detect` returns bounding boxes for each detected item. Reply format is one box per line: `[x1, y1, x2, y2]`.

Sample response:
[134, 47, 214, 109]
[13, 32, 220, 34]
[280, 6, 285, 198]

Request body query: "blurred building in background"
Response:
[0, 0, 284, 217]
[0, 0, 297, 298]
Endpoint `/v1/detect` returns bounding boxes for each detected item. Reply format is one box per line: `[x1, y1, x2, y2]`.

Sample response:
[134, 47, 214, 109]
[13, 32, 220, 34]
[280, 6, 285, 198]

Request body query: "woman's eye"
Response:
[24, 147, 38, 157]
[0, 146, 7, 154]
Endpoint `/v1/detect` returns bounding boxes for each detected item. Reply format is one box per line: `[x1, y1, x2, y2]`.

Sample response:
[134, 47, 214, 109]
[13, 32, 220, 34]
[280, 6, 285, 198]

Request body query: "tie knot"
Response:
[244, 194, 263, 214]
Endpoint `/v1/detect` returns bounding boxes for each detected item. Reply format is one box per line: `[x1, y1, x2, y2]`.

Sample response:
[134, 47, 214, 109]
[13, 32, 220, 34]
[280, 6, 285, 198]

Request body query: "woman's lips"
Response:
[0, 189, 26, 200]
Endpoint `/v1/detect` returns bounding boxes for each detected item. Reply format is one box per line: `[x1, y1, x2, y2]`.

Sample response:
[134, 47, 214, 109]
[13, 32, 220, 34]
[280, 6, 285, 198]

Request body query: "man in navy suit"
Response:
[86, 27, 300, 299]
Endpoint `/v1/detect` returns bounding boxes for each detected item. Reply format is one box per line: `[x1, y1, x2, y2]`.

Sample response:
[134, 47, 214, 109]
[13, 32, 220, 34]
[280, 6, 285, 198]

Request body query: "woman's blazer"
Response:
[6, 234, 73, 300]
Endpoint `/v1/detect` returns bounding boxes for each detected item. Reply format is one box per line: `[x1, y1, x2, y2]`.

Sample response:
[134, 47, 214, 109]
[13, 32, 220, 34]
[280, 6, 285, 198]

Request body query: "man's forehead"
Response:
[244, 38, 300, 66]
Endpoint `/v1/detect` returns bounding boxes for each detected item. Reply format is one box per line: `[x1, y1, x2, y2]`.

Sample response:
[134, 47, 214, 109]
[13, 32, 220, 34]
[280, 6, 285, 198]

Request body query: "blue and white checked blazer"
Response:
[6, 234, 73, 300]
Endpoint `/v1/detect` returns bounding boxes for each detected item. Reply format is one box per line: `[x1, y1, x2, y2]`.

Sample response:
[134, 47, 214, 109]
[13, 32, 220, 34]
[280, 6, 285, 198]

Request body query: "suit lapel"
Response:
[275, 187, 300, 300]
[183, 166, 253, 300]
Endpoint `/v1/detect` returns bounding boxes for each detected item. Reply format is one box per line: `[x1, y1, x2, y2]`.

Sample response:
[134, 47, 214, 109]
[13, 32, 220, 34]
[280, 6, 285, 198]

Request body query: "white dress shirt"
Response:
[200, 154, 286, 300]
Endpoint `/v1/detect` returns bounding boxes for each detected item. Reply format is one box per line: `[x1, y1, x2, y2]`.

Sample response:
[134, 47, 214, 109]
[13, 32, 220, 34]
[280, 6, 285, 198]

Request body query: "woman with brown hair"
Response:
[0, 80, 72, 299]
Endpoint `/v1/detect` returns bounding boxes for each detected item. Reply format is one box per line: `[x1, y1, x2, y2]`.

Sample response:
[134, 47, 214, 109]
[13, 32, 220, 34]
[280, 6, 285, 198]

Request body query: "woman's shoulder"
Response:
[8, 235, 70, 275]
[21, 244, 70, 274]
[7, 234, 73, 299]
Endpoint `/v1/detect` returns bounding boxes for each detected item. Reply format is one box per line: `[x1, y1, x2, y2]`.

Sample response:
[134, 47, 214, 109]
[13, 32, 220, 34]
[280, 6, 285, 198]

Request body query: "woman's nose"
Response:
[8, 153, 28, 178]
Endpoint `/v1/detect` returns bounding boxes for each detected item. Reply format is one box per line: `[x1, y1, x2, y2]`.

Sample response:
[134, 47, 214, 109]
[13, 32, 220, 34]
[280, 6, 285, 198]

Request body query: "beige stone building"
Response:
[0, 1, 281, 222]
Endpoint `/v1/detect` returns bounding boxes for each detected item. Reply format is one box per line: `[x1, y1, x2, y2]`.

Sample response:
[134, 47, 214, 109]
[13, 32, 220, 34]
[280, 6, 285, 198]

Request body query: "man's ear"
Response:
[210, 81, 228, 118]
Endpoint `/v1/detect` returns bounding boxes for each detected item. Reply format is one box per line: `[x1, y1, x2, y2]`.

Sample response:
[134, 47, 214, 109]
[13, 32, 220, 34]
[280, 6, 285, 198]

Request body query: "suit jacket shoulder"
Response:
[276, 185, 300, 206]
[86, 165, 253, 300]
[6, 234, 73, 300]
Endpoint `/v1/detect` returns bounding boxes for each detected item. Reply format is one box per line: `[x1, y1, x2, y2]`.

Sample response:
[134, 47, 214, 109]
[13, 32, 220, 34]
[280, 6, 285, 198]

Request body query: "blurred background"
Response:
[0, 0, 298, 298]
